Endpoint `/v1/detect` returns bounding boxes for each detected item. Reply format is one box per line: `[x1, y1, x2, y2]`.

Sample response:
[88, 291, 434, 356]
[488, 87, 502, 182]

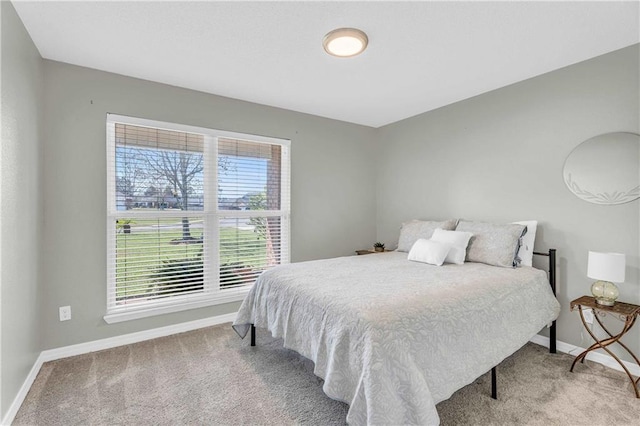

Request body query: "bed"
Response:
[233, 222, 561, 425]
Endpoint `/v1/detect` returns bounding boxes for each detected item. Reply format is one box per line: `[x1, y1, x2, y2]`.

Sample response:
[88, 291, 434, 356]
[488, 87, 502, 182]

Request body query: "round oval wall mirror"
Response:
[563, 132, 639, 205]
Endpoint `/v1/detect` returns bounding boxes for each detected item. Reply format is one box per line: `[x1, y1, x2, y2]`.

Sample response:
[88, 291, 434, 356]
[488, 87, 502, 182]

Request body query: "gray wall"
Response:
[376, 45, 640, 361]
[0, 1, 44, 418]
[40, 60, 377, 349]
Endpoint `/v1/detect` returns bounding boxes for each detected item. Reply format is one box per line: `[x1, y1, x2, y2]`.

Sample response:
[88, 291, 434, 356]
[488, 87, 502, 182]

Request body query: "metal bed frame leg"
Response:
[250, 324, 256, 347]
[491, 367, 497, 399]
[534, 248, 558, 354]
[549, 249, 557, 354]
[490, 248, 557, 399]
[550, 320, 557, 354]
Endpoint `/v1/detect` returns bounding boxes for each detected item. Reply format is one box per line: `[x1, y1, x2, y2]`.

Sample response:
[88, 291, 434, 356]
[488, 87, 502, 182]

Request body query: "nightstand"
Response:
[570, 295, 640, 398]
[355, 249, 392, 255]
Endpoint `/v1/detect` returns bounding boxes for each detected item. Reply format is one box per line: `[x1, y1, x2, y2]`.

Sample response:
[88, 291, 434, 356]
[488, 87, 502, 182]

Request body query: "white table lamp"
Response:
[588, 251, 626, 306]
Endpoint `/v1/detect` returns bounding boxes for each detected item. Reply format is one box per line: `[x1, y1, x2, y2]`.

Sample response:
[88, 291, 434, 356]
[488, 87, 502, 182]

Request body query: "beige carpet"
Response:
[14, 323, 639, 425]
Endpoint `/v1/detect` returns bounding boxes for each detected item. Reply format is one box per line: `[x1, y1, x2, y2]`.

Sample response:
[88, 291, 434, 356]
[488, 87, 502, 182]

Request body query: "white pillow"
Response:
[512, 220, 537, 267]
[396, 219, 458, 252]
[407, 239, 451, 266]
[431, 228, 473, 265]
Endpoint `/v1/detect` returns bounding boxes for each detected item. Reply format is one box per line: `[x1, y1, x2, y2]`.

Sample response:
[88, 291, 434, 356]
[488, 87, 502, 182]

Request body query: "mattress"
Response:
[233, 251, 561, 425]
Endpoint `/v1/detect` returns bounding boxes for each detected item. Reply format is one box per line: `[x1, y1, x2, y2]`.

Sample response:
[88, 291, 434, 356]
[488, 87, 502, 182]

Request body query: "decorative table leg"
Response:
[570, 307, 594, 371]
[570, 306, 640, 398]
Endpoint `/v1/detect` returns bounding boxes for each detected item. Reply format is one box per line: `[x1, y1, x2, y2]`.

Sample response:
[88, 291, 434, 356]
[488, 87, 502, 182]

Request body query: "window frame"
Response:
[105, 114, 290, 324]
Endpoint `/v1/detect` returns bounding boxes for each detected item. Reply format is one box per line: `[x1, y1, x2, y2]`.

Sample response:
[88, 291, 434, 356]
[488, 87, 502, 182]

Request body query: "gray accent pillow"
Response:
[397, 219, 458, 252]
[455, 221, 527, 268]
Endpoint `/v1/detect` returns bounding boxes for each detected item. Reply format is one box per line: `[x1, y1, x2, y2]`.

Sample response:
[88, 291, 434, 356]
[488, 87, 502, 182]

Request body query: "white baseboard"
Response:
[39, 312, 237, 362]
[1, 353, 44, 426]
[3, 324, 637, 425]
[529, 334, 640, 377]
[1, 312, 236, 426]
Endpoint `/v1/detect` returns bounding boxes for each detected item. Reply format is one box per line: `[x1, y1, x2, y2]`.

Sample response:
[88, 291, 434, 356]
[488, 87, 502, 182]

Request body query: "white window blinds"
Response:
[217, 139, 288, 289]
[106, 115, 290, 317]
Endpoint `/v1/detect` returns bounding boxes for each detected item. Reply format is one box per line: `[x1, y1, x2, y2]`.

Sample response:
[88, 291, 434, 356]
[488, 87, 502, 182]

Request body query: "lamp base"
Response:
[591, 280, 619, 307]
[594, 297, 616, 306]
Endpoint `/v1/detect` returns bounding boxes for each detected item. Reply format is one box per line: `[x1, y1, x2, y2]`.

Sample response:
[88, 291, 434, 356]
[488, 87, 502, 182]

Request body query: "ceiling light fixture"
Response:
[322, 28, 368, 58]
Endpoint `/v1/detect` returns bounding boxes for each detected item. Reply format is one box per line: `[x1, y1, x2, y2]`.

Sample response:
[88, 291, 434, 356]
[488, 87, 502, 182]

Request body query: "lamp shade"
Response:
[587, 251, 626, 283]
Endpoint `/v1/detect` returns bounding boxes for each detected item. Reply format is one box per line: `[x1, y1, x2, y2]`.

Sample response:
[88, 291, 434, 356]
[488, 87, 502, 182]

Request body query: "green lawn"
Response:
[115, 218, 268, 303]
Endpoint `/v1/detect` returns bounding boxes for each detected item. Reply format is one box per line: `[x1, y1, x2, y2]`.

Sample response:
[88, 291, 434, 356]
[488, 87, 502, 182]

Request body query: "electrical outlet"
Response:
[583, 308, 594, 324]
[59, 306, 71, 321]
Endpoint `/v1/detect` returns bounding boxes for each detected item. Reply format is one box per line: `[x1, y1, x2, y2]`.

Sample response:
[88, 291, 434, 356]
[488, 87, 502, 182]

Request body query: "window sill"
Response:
[103, 288, 250, 324]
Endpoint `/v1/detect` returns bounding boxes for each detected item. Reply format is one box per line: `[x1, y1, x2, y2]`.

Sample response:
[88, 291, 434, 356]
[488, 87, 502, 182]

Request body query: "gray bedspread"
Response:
[233, 251, 560, 425]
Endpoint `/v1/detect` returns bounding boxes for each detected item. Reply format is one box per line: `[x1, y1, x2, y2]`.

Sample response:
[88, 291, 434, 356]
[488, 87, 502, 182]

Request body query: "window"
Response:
[106, 114, 290, 323]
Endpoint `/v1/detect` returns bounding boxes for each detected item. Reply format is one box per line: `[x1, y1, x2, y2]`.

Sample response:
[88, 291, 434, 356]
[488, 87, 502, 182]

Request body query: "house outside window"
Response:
[105, 114, 290, 323]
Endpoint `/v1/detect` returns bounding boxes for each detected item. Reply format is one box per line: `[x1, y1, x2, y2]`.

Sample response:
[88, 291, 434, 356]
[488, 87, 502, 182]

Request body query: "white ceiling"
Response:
[12, 1, 640, 128]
